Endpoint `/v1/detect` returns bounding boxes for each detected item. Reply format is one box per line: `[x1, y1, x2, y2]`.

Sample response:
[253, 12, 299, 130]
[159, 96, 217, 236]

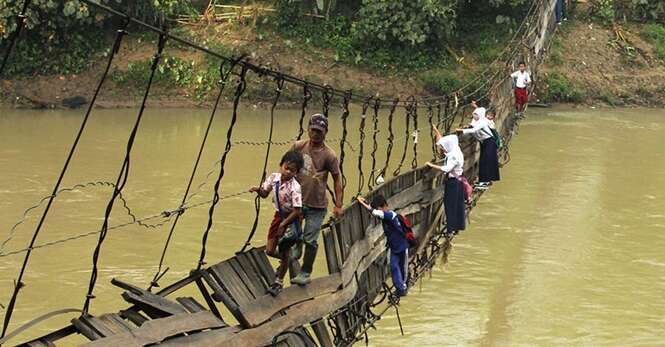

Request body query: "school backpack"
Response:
[491, 128, 504, 149]
[397, 214, 418, 248]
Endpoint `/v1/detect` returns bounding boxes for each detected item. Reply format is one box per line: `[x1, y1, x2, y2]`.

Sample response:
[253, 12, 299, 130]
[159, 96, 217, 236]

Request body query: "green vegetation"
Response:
[640, 23, 665, 60]
[270, 0, 527, 72]
[0, 0, 195, 77]
[543, 72, 585, 103]
[589, 0, 665, 24]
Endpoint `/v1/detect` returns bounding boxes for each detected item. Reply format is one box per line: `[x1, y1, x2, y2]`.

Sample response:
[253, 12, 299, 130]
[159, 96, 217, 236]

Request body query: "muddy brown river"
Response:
[1, 106, 664, 346]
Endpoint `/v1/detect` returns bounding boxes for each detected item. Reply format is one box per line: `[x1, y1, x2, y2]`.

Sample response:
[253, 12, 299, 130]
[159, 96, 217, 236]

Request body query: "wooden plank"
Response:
[237, 273, 342, 327]
[322, 227, 340, 274]
[26, 340, 55, 347]
[176, 297, 207, 313]
[200, 270, 231, 303]
[119, 309, 148, 327]
[95, 314, 134, 335]
[156, 326, 241, 346]
[121, 290, 187, 317]
[71, 316, 103, 340]
[83, 311, 226, 347]
[194, 277, 224, 320]
[228, 257, 265, 298]
[235, 251, 270, 289]
[211, 262, 254, 304]
[310, 319, 334, 347]
[248, 247, 276, 283]
[113, 278, 188, 316]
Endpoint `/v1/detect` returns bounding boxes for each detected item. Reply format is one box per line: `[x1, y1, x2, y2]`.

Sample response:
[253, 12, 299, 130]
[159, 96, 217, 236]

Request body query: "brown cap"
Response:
[308, 113, 328, 132]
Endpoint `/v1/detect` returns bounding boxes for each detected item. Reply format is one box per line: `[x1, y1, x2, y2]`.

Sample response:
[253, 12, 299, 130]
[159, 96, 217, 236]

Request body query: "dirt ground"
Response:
[539, 21, 665, 107]
[0, 24, 425, 109]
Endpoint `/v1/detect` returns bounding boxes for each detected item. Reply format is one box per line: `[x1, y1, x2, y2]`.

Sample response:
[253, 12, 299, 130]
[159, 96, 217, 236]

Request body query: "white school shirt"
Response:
[462, 119, 493, 142]
[261, 173, 302, 213]
[511, 70, 531, 88]
[436, 138, 465, 177]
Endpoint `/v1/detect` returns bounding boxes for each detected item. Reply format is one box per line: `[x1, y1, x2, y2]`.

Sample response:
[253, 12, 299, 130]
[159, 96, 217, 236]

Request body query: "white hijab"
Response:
[437, 135, 464, 175]
[471, 107, 488, 126]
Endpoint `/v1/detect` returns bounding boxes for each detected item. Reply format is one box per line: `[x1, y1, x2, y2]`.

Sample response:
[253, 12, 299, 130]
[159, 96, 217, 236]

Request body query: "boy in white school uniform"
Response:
[510, 62, 531, 115]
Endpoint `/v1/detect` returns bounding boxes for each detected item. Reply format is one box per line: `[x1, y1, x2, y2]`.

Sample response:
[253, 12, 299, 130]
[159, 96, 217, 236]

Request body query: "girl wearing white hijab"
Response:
[427, 126, 466, 236]
[456, 102, 500, 188]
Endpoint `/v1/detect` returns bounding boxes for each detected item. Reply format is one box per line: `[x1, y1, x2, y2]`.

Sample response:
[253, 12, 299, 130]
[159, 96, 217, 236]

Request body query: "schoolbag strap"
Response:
[274, 180, 286, 220]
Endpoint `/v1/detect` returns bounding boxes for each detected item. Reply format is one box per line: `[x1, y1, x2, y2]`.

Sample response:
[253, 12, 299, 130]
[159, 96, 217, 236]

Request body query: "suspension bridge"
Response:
[0, 0, 559, 346]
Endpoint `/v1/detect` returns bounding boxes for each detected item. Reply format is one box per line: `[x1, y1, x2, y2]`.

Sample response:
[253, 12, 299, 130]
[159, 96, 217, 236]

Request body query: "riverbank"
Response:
[536, 21, 665, 107]
[1, 19, 664, 109]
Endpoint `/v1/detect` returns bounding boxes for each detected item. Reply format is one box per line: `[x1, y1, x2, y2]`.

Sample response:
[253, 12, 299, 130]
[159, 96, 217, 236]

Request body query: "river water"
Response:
[1, 106, 664, 346]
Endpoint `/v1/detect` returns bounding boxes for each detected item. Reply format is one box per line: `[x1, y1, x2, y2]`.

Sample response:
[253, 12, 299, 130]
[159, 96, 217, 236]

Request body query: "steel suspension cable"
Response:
[377, 98, 398, 181]
[148, 59, 239, 290]
[392, 98, 413, 177]
[367, 99, 380, 191]
[82, 30, 168, 314]
[240, 77, 284, 253]
[198, 66, 248, 268]
[355, 97, 372, 196]
[338, 91, 352, 190]
[297, 85, 312, 141]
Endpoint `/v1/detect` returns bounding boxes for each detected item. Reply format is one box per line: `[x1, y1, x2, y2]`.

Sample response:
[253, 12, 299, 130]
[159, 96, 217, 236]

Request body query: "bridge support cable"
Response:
[297, 85, 312, 141]
[240, 77, 284, 253]
[367, 99, 380, 191]
[338, 91, 352, 190]
[0, 0, 30, 78]
[148, 58, 240, 290]
[427, 103, 437, 160]
[82, 30, 168, 314]
[355, 97, 372, 197]
[0, 19, 130, 337]
[410, 99, 419, 169]
[198, 66, 248, 268]
[392, 97, 414, 177]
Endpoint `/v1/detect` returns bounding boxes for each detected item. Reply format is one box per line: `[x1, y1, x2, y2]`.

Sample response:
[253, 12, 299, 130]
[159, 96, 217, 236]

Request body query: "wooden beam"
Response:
[82, 311, 226, 347]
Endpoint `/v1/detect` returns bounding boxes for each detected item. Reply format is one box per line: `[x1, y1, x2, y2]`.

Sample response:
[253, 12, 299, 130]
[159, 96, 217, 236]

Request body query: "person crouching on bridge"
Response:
[427, 131, 467, 236]
[250, 150, 304, 296]
[456, 104, 500, 189]
[357, 195, 409, 297]
[290, 114, 345, 286]
[511, 62, 531, 115]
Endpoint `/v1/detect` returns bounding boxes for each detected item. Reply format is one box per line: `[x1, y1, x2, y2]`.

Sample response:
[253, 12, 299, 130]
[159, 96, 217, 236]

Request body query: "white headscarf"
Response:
[471, 107, 487, 126]
[437, 135, 464, 176]
[438, 134, 461, 154]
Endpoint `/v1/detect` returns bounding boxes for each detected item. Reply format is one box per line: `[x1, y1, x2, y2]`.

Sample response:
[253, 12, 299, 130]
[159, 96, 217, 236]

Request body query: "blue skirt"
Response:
[444, 178, 466, 233]
[479, 138, 500, 182]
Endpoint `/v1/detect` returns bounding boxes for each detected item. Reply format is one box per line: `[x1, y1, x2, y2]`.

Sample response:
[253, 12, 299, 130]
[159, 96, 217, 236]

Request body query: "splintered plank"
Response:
[82, 311, 226, 347]
[112, 278, 187, 317]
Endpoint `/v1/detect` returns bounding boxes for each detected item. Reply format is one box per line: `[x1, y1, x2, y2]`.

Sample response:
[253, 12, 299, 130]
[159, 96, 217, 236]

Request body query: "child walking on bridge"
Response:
[250, 151, 304, 296]
[357, 195, 409, 297]
[427, 130, 467, 236]
[456, 103, 500, 188]
[511, 62, 531, 115]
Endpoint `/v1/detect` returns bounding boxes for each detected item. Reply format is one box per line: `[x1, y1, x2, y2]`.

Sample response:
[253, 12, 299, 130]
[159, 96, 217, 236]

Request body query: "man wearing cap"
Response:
[290, 114, 344, 285]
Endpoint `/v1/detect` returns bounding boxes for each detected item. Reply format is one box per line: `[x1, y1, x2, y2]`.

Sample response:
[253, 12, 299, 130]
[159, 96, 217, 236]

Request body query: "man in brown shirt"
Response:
[290, 114, 344, 285]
